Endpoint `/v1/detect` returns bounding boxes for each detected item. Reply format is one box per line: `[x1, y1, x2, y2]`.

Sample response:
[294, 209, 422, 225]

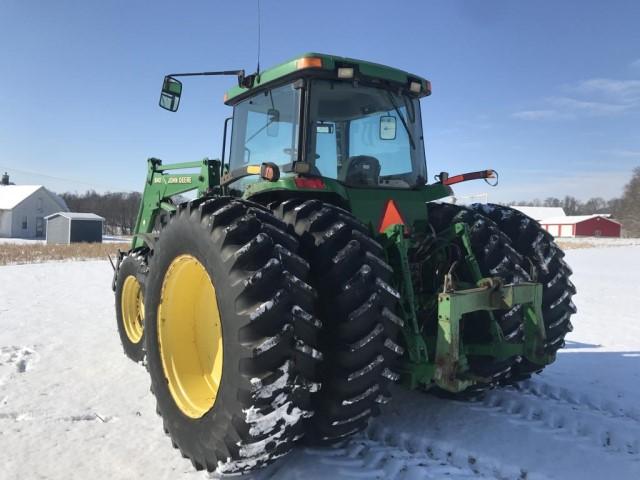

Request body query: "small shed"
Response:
[45, 212, 105, 244]
[539, 215, 621, 238]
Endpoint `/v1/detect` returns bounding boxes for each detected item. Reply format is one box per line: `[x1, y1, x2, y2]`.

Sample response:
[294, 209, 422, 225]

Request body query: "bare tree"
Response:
[60, 191, 142, 235]
[504, 167, 640, 236]
[618, 167, 640, 236]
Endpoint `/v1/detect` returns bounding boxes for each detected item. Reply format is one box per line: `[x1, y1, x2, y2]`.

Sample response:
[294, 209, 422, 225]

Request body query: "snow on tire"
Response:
[271, 199, 403, 443]
[470, 203, 576, 381]
[426, 203, 531, 396]
[143, 197, 319, 474]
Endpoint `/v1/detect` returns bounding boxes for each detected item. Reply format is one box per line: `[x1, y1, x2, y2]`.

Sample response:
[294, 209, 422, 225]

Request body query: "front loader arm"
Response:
[131, 157, 221, 250]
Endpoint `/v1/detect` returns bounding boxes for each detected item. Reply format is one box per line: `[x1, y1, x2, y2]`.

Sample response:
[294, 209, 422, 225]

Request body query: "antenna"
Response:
[256, 0, 261, 74]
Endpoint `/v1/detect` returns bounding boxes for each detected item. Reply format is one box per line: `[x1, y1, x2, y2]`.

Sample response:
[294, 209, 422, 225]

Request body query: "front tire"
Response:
[114, 252, 148, 363]
[144, 197, 318, 474]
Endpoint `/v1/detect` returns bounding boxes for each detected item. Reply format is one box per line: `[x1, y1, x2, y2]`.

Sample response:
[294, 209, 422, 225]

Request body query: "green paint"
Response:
[131, 53, 558, 396]
[224, 52, 431, 105]
[382, 224, 428, 364]
[244, 176, 452, 232]
[434, 281, 547, 392]
[131, 157, 220, 250]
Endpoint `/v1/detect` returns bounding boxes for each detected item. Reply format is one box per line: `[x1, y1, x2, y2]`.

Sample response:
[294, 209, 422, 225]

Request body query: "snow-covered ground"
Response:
[557, 237, 640, 248]
[0, 235, 130, 245]
[0, 238, 45, 245]
[0, 247, 639, 480]
[103, 235, 132, 244]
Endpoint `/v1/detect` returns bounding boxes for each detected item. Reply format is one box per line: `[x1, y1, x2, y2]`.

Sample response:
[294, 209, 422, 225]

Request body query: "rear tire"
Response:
[426, 203, 531, 395]
[144, 197, 319, 474]
[471, 203, 576, 381]
[271, 199, 403, 443]
[114, 251, 148, 363]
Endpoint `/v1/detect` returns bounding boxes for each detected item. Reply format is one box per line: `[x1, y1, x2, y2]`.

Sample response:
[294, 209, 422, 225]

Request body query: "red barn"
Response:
[539, 215, 621, 238]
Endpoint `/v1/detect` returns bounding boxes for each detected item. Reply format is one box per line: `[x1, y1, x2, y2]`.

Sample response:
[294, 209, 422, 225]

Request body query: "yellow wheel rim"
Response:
[122, 275, 144, 344]
[158, 254, 223, 419]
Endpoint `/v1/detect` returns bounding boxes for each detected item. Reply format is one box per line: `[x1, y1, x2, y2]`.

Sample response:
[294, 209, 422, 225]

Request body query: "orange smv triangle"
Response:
[378, 199, 407, 233]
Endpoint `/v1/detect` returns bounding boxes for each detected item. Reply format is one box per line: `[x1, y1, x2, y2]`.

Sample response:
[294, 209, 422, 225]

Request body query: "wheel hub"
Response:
[158, 254, 223, 418]
[121, 275, 144, 344]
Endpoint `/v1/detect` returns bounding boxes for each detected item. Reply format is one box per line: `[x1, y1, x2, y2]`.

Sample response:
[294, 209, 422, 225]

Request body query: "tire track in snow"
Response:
[244, 440, 495, 480]
[62, 413, 118, 423]
[363, 424, 553, 480]
[0, 411, 32, 421]
[516, 379, 640, 423]
[241, 426, 550, 480]
[470, 386, 640, 457]
[0, 411, 118, 423]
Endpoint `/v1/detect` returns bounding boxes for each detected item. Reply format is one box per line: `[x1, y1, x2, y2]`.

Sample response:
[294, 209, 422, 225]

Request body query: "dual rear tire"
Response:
[119, 197, 401, 464]
[470, 203, 576, 382]
[425, 202, 575, 392]
[270, 199, 403, 443]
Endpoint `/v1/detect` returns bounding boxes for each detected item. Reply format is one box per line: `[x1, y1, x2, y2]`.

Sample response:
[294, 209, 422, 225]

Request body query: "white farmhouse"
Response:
[0, 178, 69, 239]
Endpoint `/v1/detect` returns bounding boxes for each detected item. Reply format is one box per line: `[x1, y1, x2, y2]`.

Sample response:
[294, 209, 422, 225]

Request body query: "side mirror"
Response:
[379, 115, 397, 140]
[266, 109, 280, 137]
[159, 76, 182, 112]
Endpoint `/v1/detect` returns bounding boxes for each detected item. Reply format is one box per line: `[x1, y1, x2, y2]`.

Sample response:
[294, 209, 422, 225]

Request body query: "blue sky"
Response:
[0, 0, 638, 202]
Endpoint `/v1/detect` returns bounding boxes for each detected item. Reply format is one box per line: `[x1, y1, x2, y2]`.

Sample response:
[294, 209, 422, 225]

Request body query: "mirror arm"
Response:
[166, 70, 247, 87]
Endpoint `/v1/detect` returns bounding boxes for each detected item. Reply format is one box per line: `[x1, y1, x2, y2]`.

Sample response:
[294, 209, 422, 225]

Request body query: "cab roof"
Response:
[223, 52, 431, 106]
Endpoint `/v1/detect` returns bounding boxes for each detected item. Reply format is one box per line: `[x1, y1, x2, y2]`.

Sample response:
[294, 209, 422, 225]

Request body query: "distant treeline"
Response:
[507, 167, 640, 236]
[59, 167, 640, 237]
[60, 191, 141, 235]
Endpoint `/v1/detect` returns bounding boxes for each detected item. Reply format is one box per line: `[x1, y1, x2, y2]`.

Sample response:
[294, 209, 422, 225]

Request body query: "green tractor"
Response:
[112, 53, 576, 474]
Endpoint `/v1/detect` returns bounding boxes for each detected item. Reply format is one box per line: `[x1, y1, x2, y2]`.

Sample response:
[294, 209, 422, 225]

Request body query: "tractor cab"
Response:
[222, 54, 430, 193]
[154, 53, 493, 231]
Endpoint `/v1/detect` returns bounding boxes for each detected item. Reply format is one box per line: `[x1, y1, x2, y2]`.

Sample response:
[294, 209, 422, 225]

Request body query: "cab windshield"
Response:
[228, 79, 427, 189]
[228, 83, 300, 189]
[306, 79, 427, 188]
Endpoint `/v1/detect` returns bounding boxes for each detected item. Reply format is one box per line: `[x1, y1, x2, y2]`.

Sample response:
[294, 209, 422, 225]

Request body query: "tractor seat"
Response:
[339, 155, 381, 186]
